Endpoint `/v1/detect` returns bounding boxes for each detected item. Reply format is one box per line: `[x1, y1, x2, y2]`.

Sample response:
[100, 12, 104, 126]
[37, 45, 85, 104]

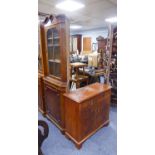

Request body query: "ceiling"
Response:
[38, 0, 117, 32]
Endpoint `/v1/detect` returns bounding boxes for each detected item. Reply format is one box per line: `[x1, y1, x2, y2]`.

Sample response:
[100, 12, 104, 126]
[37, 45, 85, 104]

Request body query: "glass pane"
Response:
[47, 26, 61, 78]
[38, 44, 42, 71]
[48, 46, 54, 59]
[38, 27, 42, 71]
[53, 28, 59, 38]
[53, 38, 59, 45]
[48, 62, 61, 78]
[48, 62, 54, 75]
[53, 46, 60, 60]
[55, 63, 61, 77]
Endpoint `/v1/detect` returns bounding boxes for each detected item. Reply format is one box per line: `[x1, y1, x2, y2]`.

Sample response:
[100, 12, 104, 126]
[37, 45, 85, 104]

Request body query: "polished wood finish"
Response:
[41, 14, 70, 132]
[63, 83, 111, 149]
[43, 77, 67, 132]
[38, 22, 46, 114]
[38, 73, 46, 114]
[96, 36, 107, 50]
[83, 37, 91, 51]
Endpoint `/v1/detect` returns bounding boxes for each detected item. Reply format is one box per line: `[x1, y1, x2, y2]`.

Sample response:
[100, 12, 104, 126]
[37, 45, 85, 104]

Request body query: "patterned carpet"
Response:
[38, 107, 117, 155]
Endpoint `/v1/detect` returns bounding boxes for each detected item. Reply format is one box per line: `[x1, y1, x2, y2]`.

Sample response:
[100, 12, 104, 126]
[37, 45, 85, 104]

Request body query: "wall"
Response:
[71, 28, 108, 51]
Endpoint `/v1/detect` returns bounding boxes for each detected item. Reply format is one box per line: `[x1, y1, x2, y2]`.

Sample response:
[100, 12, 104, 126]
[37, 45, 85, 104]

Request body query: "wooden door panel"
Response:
[83, 37, 91, 51]
[38, 83, 42, 109]
[80, 100, 96, 139]
[45, 86, 61, 124]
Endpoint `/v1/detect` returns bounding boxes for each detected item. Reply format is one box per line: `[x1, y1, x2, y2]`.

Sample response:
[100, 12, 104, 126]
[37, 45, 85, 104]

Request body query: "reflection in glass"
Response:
[47, 27, 61, 78]
[38, 27, 42, 71]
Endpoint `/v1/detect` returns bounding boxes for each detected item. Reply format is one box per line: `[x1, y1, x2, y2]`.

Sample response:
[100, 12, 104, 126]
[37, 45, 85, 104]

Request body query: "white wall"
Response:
[71, 28, 108, 51]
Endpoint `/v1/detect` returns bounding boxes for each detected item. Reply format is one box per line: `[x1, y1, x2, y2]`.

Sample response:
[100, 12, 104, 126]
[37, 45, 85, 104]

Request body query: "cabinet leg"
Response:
[42, 112, 46, 117]
[65, 134, 71, 141]
[104, 121, 110, 127]
[75, 143, 82, 149]
[60, 130, 65, 135]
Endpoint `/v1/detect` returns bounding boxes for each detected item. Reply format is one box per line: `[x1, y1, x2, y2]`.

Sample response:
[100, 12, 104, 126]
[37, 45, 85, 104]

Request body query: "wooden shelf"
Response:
[48, 59, 61, 63]
[48, 44, 60, 47]
[48, 36, 60, 40]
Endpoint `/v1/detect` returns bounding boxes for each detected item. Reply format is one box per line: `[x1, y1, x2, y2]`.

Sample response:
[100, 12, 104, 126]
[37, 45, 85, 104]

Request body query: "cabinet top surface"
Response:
[64, 82, 111, 103]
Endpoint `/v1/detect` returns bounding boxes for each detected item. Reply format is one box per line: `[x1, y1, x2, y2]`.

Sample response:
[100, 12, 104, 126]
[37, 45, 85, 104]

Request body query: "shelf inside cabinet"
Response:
[48, 36, 60, 40]
[48, 59, 61, 63]
[48, 44, 60, 47]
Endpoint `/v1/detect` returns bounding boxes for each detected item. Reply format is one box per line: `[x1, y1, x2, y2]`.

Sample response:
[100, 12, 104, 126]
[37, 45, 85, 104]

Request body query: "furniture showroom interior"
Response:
[38, 0, 117, 155]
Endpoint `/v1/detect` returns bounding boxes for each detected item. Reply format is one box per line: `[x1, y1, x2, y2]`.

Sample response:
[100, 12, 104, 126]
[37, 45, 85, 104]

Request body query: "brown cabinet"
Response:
[70, 34, 82, 54]
[45, 86, 61, 123]
[41, 14, 70, 133]
[38, 73, 45, 113]
[83, 37, 92, 52]
[63, 83, 111, 149]
[38, 23, 46, 114]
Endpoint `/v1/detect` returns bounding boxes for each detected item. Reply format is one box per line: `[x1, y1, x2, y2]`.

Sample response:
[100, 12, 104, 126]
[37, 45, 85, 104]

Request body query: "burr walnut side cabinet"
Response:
[63, 82, 111, 149]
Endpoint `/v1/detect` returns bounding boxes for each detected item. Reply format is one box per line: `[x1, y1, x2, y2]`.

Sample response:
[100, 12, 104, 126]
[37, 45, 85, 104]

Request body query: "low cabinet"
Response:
[63, 83, 111, 149]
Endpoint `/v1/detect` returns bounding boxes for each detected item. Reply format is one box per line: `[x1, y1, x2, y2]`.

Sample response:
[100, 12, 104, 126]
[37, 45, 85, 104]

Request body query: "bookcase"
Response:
[41, 14, 70, 133]
[38, 23, 46, 114]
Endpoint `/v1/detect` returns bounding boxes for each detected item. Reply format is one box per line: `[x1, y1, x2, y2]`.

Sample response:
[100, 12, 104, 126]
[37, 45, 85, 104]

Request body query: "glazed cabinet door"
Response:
[38, 24, 43, 73]
[46, 25, 61, 78]
[38, 81, 42, 110]
[44, 85, 61, 124]
[80, 100, 96, 139]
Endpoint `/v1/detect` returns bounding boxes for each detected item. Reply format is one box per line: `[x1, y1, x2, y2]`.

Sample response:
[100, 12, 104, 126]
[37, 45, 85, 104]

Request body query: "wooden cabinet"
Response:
[43, 15, 70, 82]
[41, 14, 70, 132]
[63, 83, 111, 149]
[83, 37, 92, 51]
[38, 23, 46, 113]
[70, 34, 82, 54]
[43, 77, 67, 131]
[38, 73, 44, 113]
[96, 36, 107, 50]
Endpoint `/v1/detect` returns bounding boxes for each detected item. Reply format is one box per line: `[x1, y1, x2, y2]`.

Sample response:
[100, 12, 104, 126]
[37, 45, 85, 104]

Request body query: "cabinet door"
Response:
[94, 92, 110, 126]
[46, 26, 61, 78]
[94, 94, 105, 126]
[83, 37, 91, 51]
[102, 92, 111, 122]
[44, 85, 61, 124]
[80, 100, 96, 138]
[38, 25, 43, 72]
[38, 81, 42, 109]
